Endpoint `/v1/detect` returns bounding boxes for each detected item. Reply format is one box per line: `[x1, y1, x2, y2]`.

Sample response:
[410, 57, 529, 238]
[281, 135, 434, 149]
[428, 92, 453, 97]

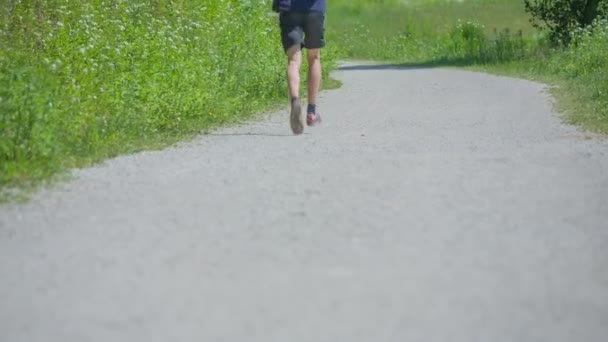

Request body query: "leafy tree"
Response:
[524, 0, 606, 45]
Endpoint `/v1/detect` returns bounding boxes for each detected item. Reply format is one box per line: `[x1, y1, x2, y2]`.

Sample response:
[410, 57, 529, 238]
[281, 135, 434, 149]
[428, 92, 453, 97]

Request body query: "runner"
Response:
[273, 0, 326, 135]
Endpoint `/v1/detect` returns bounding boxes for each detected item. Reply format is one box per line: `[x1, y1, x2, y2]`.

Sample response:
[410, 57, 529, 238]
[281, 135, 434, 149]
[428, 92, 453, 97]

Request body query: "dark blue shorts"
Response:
[279, 11, 325, 51]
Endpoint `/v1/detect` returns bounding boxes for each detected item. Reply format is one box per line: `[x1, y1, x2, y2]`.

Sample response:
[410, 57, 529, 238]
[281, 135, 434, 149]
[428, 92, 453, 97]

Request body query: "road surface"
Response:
[1, 62, 607, 341]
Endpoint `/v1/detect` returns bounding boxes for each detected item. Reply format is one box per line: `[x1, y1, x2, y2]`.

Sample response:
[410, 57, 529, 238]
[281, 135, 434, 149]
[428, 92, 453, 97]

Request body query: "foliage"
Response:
[547, 18, 608, 130]
[524, 0, 606, 45]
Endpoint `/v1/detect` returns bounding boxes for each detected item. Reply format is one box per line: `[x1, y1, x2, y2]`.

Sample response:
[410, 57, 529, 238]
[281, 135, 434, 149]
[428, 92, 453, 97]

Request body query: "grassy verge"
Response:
[0, 0, 338, 196]
[327, 0, 608, 134]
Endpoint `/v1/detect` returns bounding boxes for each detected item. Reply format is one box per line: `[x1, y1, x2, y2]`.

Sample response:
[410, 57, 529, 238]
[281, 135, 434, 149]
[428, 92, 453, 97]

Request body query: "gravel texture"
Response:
[1, 63, 607, 342]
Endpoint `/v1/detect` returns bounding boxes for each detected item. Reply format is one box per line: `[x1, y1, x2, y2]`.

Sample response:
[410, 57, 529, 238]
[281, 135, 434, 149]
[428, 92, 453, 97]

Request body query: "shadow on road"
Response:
[204, 132, 298, 137]
[338, 57, 476, 71]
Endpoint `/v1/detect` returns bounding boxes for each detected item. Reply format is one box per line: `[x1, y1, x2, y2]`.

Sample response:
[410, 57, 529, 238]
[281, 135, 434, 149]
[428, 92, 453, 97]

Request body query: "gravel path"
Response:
[1, 63, 607, 342]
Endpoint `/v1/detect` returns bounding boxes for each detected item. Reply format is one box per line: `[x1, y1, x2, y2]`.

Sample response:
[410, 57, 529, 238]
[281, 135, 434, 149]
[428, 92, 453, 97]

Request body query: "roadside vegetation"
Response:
[0, 0, 338, 194]
[328, 0, 608, 134]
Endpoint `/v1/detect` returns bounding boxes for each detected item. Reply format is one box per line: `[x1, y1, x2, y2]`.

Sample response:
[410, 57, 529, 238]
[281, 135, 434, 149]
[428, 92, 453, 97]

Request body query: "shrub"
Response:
[550, 18, 608, 129]
[449, 21, 487, 59]
[524, 0, 606, 45]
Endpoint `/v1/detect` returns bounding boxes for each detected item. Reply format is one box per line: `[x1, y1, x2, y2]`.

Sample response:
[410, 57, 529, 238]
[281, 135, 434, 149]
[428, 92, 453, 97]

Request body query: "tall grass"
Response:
[327, 0, 608, 133]
[545, 19, 608, 132]
[0, 0, 337, 189]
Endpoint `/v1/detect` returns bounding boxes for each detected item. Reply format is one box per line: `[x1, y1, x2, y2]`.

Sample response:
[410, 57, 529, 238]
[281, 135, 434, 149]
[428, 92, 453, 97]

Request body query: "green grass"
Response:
[327, 0, 608, 134]
[329, 0, 536, 62]
[0, 0, 338, 194]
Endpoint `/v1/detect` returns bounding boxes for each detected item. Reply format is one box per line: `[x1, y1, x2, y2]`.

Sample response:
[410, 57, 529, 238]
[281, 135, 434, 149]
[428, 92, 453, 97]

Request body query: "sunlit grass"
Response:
[0, 0, 339, 191]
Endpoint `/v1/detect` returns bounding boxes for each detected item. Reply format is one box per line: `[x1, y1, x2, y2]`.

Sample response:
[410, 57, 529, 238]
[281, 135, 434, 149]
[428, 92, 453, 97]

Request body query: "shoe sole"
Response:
[290, 102, 304, 135]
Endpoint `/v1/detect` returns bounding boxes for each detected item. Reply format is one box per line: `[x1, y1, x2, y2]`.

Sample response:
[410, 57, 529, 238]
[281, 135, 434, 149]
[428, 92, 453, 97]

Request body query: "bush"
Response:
[449, 21, 487, 59]
[559, 18, 608, 78]
[443, 21, 529, 64]
[524, 0, 607, 45]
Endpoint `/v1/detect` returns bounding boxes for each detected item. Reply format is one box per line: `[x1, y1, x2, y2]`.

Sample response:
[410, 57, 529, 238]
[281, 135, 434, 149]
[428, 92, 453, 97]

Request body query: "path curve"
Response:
[1, 62, 607, 342]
